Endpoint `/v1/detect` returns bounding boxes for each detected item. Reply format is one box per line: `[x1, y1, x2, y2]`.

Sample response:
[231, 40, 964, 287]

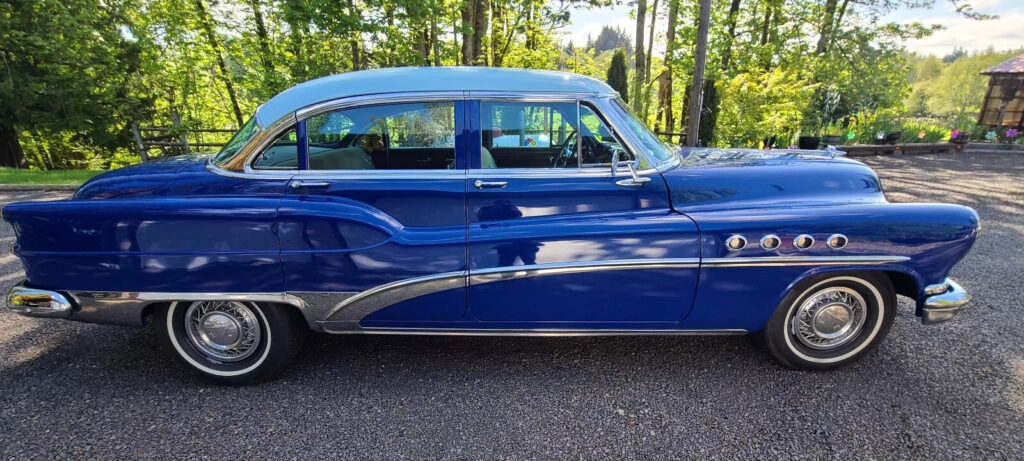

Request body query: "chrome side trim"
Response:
[329, 328, 748, 337]
[320, 271, 468, 327]
[702, 255, 910, 267]
[922, 278, 969, 325]
[7, 284, 73, 318]
[68, 291, 310, 327]
[470, 259, 699, 286]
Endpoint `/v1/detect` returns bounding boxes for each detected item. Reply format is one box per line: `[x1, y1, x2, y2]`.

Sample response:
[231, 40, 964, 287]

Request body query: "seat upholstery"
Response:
[309, 146, 375, 170]
[481, 146, 497, 169]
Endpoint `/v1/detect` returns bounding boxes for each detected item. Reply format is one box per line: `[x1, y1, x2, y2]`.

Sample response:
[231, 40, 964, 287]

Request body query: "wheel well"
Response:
[141, 301, 312, 330]
[881, 270, 919, 299]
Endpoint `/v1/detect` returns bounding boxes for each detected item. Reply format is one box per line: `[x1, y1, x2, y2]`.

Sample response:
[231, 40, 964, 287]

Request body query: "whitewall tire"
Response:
[762, 272, 896, 370]
[157, 301, 307, 384]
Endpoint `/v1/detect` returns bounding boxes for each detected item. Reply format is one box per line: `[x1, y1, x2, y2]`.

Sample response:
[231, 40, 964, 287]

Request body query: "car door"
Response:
[275, 96, 469, 331]
[465, 95, 701, 326]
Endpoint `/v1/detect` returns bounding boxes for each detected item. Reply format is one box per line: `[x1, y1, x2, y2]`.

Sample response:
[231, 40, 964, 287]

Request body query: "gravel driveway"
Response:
[1, 154, 1021, 459]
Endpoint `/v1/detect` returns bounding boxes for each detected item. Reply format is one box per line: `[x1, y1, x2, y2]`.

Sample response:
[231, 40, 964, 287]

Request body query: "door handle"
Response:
[473, 180, 508, 189]
[290, 181, 331, 189]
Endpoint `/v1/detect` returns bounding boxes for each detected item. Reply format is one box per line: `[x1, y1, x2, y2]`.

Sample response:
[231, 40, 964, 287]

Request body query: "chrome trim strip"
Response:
[320, 271, 468, 325]
[468, 90, 599, 101]
[68, 291, 310, 327]
[702, 255, 910, 267]
[922, 278, 969, 325]
[470, 259, 700, 285]
[327, 327, 748, 337]
[923, 280, 950, 296]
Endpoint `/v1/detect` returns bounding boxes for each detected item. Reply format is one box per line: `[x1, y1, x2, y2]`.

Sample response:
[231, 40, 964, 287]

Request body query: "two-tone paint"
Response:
[3, 68, 979, 334]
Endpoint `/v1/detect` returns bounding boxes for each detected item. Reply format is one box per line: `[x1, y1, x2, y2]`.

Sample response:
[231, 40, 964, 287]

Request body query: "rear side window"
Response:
[306, 102, 456, 170]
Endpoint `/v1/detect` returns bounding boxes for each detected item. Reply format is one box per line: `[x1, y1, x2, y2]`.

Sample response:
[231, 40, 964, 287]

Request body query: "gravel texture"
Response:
[0, 154, 1021, 459]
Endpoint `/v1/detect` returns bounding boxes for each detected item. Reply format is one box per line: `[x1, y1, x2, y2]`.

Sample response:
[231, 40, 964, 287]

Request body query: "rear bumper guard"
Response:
[7, 284, 73, 318]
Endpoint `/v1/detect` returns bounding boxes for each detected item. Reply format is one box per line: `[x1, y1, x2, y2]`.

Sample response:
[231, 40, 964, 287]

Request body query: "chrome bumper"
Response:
[921, 278, 969, 325]
[7, 285, 73, 318]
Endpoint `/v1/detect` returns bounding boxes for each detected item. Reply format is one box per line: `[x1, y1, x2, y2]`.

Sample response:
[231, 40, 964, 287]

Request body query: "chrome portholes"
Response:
[184, 301, 262, 362]
[726, 235, 747, 251]
[794, 234, 815, 250]
[790, 287, 867, 350]
[827, 234, 848, 249]
[760, 234, 781, 251]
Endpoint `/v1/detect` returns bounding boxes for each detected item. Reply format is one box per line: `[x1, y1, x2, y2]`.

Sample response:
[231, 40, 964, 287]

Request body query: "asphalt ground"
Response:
[0, 153, 1021, 459]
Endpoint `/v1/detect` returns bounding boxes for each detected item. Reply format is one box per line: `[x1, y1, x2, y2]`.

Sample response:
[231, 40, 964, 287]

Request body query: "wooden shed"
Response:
[979, 54, 1024, 128]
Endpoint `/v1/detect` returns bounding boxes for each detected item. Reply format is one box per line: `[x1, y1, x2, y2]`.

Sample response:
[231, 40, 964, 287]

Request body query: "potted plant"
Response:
[798, 118, 820, 149]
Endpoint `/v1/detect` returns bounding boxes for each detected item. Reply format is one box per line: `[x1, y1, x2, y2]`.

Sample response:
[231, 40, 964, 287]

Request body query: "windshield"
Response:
[213, 116, 260, 164]
[610, 98, 674, 162]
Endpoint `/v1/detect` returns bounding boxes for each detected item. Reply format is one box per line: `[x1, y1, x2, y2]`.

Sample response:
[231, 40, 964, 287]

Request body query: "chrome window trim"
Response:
[211, 91, 663, 178]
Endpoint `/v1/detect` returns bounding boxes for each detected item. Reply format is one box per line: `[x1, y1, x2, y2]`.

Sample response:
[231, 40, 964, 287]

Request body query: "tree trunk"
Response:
[461, 1, 473, 64]
[661, 0, 679, 132]
[491, 2, 505, 66]
[686, 0, 711, 147]
[472, 0, 487, 64]
[816, 0, 840, 54]
[633, 0, 648, 113]
[194, 0, 244, 126]
[645, 0, 659, 82]
[721, 0, 742, 69]
[760, 0, 772, 46]
[247, 0, 275, 75]
[0, 123, 26, 168]
[347, 0, 362, 70]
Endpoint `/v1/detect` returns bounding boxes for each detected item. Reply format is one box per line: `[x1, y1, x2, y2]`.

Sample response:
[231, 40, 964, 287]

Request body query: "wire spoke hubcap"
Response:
[185, 301, 261, 362]
[792, 287, 867, 350]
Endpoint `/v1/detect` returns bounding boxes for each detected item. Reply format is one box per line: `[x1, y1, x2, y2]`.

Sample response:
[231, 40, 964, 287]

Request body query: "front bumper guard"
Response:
[921, 278, 969, 325]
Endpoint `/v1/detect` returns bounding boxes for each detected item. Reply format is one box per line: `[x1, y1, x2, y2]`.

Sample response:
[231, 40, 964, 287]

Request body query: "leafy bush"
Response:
[898, 118, 949, 143]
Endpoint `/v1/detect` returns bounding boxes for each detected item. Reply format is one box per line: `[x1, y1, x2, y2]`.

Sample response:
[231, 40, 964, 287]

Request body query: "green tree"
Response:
[0, 0, 146, 168]
[607, 48, 630, 103]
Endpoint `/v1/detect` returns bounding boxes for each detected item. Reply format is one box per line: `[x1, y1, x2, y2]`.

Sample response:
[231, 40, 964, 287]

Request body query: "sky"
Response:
[566, 0, 1024, 57]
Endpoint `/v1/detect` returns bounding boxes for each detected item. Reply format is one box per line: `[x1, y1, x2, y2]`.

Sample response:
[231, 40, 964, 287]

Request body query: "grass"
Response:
[0, 168, 105, 185]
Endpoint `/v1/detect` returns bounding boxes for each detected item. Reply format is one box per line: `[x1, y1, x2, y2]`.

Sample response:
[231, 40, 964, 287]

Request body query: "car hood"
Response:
[661, 148, 887, 212]
[74, 155, 211, 199]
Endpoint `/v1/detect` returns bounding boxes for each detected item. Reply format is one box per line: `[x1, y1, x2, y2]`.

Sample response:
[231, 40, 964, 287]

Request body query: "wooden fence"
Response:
[130, 118, 234, 162]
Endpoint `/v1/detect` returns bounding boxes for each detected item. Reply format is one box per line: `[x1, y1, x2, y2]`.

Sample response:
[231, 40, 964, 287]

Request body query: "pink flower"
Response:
[950, 129, 960, 139]
[1008, 128, 1019, 138]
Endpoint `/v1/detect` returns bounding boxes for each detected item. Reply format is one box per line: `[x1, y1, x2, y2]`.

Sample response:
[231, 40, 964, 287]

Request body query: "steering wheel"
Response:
[552, 132, 577, 168]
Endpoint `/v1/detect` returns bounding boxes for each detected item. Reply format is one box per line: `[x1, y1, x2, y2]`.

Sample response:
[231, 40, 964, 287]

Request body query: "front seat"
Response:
[481, 146, 497, 169]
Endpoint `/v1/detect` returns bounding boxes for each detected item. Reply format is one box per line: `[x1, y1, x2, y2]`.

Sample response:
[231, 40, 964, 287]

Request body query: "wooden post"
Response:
[686, 0, 711, 147]
[171, 111, 189, 155]
[131, 123, 149, 162]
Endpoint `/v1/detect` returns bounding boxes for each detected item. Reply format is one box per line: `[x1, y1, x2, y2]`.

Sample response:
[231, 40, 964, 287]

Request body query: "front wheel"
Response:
[762, 273, 896, 370]
[157, 301, 307, 384]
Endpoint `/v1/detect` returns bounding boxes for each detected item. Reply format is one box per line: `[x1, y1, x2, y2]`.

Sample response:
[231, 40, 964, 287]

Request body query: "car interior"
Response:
[251, 101, 633, 171]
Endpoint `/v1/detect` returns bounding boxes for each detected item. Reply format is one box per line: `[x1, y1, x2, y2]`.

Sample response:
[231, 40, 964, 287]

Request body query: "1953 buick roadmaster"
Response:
[4, 67, 978, 383]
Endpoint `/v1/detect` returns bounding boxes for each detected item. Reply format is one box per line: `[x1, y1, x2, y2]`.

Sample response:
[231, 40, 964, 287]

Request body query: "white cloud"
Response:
[906, 9, 1024, 55]
[562, 16, 635, 47]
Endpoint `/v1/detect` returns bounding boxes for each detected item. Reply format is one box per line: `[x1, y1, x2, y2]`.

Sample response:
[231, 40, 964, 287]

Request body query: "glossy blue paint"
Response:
[1, 76, 980, 334]
[466, 173, 700, 322]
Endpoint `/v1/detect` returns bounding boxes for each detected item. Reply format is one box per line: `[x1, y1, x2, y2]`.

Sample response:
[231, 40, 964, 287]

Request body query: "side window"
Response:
[580, 105, 634, 166]
[252, 127, 299, 169]
[307, 101, 456, 170]
[481, 102, 578, 168]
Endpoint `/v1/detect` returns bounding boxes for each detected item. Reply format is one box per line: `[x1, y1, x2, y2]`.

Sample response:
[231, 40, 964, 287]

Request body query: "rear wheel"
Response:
[157, 301, 307, 384]
[762, 273, 896, 370]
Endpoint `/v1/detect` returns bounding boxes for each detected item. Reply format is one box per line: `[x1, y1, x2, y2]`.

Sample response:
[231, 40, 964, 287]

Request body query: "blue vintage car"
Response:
[4, 67, 977, 383]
